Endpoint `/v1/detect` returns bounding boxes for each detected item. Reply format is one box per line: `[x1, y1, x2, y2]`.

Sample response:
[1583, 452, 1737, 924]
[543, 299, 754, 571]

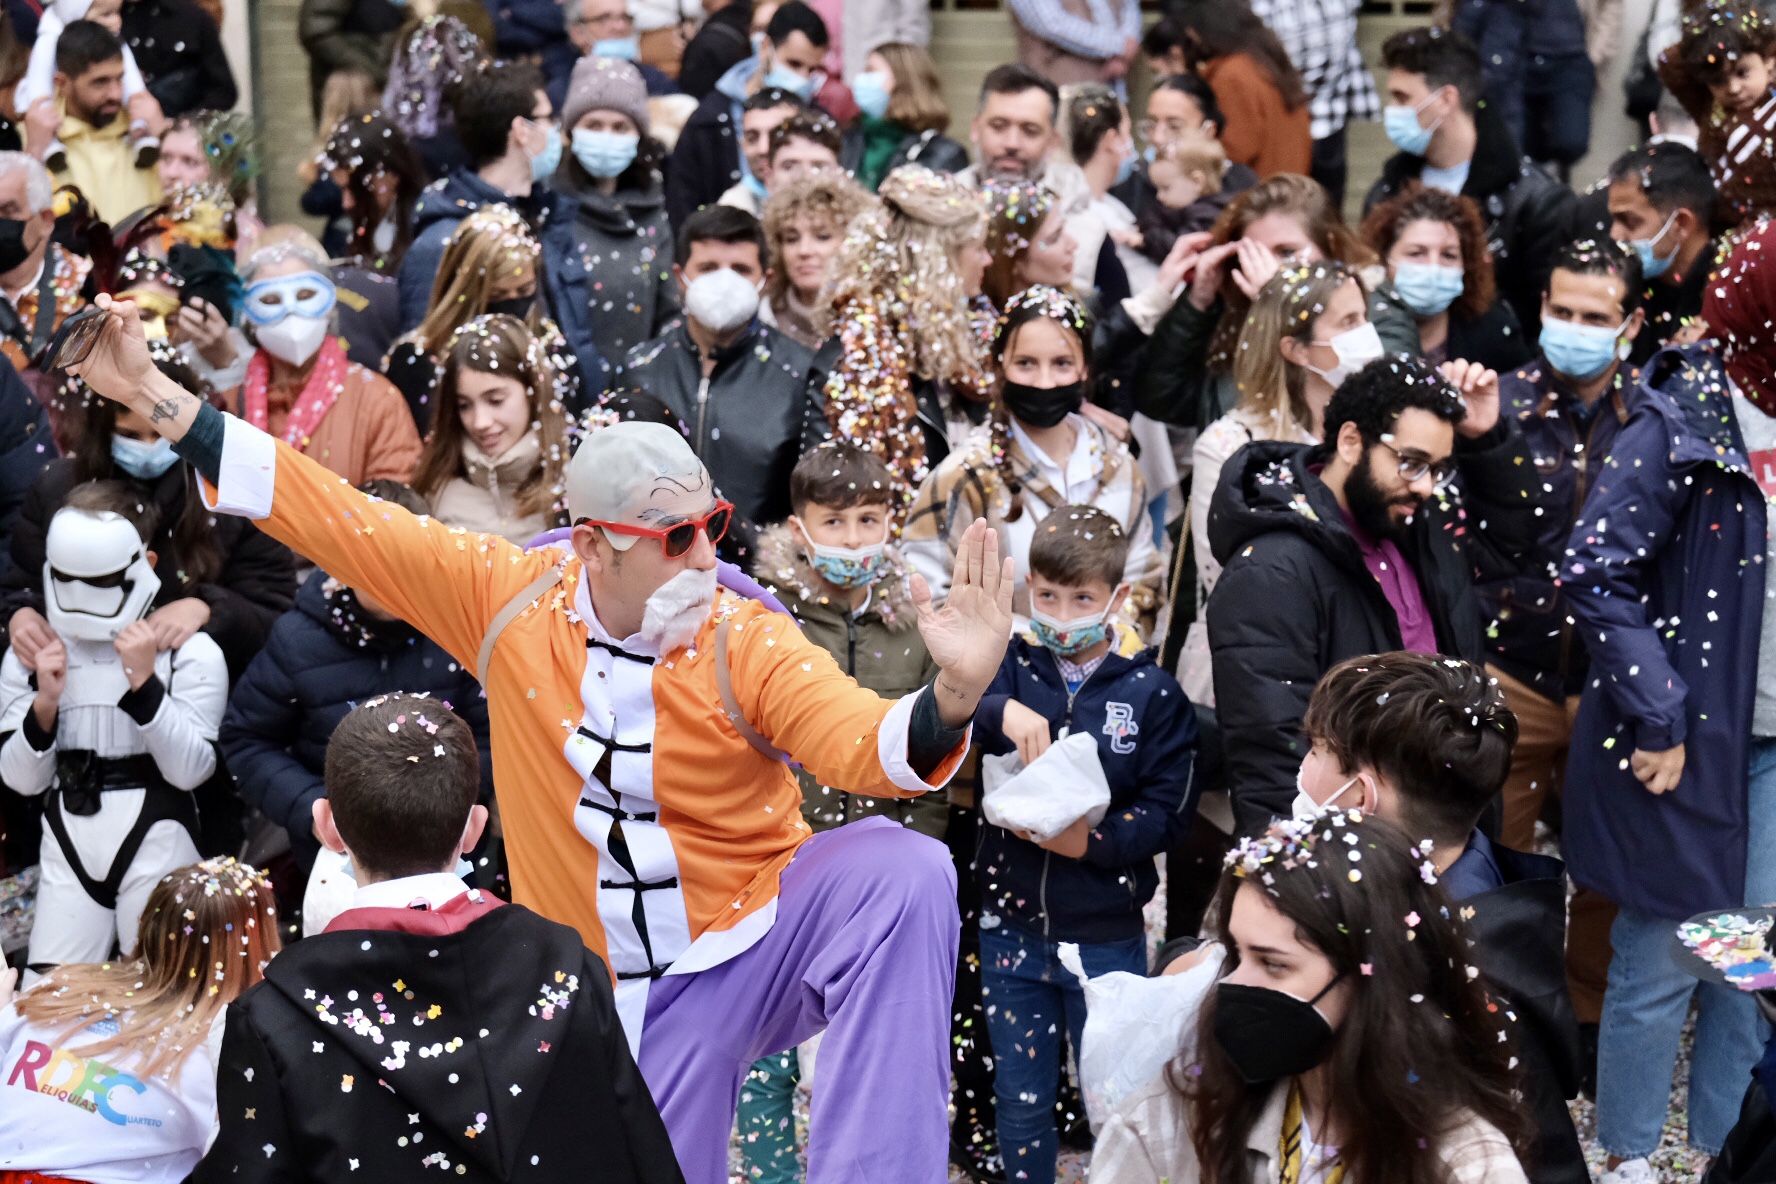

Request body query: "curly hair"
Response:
[1322, 351, 1466, 446]
[1206, 174, 1376, 370]
[821, 166, 988, 492]
[1360, 184, 1496, 321]
[762, 171, 875, 308]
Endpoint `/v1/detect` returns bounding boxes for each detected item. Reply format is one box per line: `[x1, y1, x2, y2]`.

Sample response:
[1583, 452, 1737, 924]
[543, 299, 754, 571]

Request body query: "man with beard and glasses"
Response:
[59, 291, 1018, 1184]
[49, 20, 161, 224]
[1204, 352, 1508, 831]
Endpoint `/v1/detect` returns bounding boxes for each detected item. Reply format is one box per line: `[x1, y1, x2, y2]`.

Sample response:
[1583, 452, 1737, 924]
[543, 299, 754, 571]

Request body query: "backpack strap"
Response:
[476, 565, 566, 684]
[714, 616, 789, 763]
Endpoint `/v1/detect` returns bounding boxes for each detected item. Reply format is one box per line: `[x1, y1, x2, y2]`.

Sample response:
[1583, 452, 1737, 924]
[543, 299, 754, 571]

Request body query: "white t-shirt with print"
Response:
[0, 1000, 223, 1184]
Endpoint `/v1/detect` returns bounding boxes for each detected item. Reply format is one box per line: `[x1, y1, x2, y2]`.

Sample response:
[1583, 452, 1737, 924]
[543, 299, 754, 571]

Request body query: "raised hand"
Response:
[66, 294, 154, 407]
[1440, 357, 1501, 438]
[911, 518, 1015, 727]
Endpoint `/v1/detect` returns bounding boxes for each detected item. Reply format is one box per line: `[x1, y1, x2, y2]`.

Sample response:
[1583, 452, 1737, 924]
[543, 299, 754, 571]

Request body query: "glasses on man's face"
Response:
[578, 501, 734, 559]
[1376, 439, 1456, 489]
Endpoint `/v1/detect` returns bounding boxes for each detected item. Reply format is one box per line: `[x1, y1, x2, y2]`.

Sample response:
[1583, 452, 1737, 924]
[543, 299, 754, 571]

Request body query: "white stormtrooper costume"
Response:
[0, 504, 226, 974]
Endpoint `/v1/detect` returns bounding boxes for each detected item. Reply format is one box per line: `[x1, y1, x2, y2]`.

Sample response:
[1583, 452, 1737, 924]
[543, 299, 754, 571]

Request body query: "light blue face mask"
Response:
[763, 63, 815, 101]
[1392, 262, 1466, 317]
[572, 128, 640, 178]
[1115, 139, 1138, 187]
[853, 69, 892, 121]
[593, 35, 641, 62]
[530, 123, 563, 182]
[1383, 90, 1444, 157]
[1631, 211, 1679, 280]
[743, 171, 767, 199]
[1142, 144, 1156, 165]
[1540, 316, 1626, 381]
[111, 434, 179, 480]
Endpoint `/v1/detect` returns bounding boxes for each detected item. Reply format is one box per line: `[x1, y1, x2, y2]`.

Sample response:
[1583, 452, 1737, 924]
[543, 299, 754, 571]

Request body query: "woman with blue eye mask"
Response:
[1361, 184, 1532, 375]
[232, 228, 422, 487]
[0, 340, 297, 680]
[840, 44, 968, 193]
[539, 56, 677, 402]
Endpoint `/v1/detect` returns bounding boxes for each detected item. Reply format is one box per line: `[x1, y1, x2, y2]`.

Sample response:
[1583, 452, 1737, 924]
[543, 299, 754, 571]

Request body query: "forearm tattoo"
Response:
[147, 393, 189, 424]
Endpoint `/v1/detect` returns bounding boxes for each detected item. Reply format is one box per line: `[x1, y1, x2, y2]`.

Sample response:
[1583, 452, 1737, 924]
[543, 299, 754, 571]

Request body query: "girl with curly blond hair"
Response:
[819, 165, 993, 495]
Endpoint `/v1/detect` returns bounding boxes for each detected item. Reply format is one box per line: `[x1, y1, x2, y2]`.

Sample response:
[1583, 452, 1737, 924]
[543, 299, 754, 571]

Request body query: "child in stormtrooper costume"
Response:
[0, 487, 226, 977]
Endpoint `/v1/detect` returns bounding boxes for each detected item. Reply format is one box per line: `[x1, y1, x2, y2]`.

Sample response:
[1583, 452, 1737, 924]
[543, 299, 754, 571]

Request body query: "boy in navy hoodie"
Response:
[972, 504, 1199, 1184]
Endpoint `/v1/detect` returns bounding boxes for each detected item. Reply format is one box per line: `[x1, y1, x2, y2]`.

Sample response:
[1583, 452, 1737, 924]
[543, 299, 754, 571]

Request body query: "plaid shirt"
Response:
[1248, 0, 1382, 140]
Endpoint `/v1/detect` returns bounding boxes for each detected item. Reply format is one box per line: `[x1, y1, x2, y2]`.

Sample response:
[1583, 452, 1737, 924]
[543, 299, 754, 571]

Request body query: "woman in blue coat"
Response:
[217, 480, 493, 871]
[1562, 256, 1776, 1175]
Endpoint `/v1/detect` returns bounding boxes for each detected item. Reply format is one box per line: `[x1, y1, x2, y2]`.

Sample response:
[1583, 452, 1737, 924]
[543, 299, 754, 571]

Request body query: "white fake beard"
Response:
[639, 566, 718, 654]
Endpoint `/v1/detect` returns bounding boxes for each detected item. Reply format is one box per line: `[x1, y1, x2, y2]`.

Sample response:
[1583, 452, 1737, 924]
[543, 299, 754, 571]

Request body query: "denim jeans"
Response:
[979, 919, 1148, 1182]
[1596, 737, 1776, 1157]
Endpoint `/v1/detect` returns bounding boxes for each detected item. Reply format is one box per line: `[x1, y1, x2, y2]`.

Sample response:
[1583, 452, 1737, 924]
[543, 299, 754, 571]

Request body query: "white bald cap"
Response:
[566, 420, 711, 530]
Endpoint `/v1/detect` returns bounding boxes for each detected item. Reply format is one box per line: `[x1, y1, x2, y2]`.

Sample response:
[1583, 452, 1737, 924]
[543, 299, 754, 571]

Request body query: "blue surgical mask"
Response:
[1631, 211, 1679, 280]
[593, 35, 641, 61]
[743, 171, 767, 199]
[530, 123, 563, 182]
[1540, 316, 1626, 381]
[1383, 90, 1444, 157]
[1141, 144, 1156, 165]
[1030, 603, 1115, 657]
[801, 527, 889, 589]
[572, 128, 640, 178]
[111, 434, 179, 480]
[853, 69, 892, 121]
[1392, 262, 1466, 317]
[763, 63, 815, 101]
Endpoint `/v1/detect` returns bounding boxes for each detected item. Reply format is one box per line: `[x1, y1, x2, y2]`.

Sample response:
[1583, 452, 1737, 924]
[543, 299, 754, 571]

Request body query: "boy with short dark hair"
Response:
[195, 693, 683, 1184]
[1293, 651, 1586, 1184]
[972, 503, 1198, 1184]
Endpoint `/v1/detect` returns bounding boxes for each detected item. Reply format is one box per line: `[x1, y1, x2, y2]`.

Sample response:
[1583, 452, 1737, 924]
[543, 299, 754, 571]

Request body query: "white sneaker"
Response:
[1600, 1159, 1656, 1184]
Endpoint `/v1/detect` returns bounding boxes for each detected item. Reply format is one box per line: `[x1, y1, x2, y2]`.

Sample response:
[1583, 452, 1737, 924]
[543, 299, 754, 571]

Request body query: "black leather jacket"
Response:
[618, 318, 831, 527]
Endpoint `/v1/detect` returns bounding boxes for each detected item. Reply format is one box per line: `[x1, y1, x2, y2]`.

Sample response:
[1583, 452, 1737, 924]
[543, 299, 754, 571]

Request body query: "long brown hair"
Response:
[65, 348, 222, 587]
[411, 314, 570, 522]
[1182, 811, 1533, 1183]
[982, 178, 1060, 311]
[1206, 174, 1375, 371]
[412, 205, 541, 358]
[16, 859, 280, 1080]
[873, 42, 951, 134]
[1230, 262, 1358, 440]
[1360, 183, 1497, 321]
[1169, 0, 1308, 110]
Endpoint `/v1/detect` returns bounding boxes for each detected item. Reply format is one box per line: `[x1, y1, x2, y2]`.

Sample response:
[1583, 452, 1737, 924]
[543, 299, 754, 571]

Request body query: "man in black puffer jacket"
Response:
[1206, 355, 1512, 832]
[218, 481, 493, 870]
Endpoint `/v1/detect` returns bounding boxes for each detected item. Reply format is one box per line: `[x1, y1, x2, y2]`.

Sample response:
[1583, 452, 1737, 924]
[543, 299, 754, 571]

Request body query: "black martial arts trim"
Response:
[170, 400, 226, 485]
[907, 681, 968, 779]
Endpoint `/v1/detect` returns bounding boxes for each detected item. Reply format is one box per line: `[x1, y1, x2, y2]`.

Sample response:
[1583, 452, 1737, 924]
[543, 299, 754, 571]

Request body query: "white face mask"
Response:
[1304, 321, 1385, 390]
[683, 268, 762, 334]
[639, 565, 718, 653]
[255, 314, 331, 367]
[1291, 770, 1361, 820]
[372, 218, 397, 255]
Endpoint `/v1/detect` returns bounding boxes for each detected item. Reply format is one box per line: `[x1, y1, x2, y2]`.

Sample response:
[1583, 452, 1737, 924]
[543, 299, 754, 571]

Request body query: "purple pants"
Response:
[637, 817, 960, 1183]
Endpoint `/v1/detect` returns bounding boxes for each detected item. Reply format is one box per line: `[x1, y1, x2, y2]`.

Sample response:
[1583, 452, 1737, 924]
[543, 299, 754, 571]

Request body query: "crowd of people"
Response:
[0, 0, 1773, 1181]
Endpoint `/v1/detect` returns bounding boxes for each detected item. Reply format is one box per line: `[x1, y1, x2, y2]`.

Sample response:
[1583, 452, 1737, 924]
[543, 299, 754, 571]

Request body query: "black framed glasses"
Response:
[1378, 440, 1456, 489]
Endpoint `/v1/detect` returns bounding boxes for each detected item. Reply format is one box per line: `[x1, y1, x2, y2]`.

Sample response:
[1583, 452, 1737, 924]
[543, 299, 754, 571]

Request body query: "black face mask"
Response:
[0, 217, 31, 274]
[1002, 378, 1085, 429]
[485, 294, 535, 322]
[1211, 976, 1341, 1084]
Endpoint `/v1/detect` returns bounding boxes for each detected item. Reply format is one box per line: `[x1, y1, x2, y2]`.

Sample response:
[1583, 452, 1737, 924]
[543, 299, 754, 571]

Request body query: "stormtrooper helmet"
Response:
[43, 506, 161, 641]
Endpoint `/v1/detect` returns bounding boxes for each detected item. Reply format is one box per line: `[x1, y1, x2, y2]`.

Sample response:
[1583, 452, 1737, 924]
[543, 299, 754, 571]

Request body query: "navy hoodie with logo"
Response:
[972, 635, 1199, 945]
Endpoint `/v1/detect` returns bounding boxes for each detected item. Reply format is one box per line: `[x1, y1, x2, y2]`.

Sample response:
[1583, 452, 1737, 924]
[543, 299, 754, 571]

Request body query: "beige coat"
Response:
[425, 434, 550, 545]
[1092, 1074, 1530, 1184]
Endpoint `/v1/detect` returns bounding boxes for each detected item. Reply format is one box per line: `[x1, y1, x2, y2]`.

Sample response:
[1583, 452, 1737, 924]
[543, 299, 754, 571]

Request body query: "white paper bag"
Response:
[1061, 940, 1225, 1132]
[980, 731, 1112, 840]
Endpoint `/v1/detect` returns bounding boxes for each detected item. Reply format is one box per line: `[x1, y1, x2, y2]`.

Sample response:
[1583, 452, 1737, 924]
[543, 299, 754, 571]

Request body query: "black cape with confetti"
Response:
[194, 902, 684, 1183]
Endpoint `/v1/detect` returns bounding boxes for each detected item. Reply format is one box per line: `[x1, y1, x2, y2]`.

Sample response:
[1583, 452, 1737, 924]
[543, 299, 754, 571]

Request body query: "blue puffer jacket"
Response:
[972, 636, 1199, 944]
[1562, 344, 1766, 920]
[218, 571, 494, 866]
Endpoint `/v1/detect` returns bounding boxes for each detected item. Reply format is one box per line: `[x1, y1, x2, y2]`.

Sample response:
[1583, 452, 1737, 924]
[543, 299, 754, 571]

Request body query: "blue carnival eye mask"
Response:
[243, 271, 338, 327]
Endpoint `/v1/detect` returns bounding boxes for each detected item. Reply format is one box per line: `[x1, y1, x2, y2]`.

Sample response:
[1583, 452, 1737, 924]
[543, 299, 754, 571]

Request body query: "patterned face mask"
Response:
[797, 519, 890, 589]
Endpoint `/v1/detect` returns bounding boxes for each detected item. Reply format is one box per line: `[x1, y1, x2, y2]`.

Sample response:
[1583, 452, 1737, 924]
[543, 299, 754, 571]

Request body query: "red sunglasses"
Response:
[578, 501, 734, 558]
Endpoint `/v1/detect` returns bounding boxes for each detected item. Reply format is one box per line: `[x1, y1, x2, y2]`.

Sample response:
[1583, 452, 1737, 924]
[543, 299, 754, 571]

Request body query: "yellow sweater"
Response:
[55, 113, 161, 225]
